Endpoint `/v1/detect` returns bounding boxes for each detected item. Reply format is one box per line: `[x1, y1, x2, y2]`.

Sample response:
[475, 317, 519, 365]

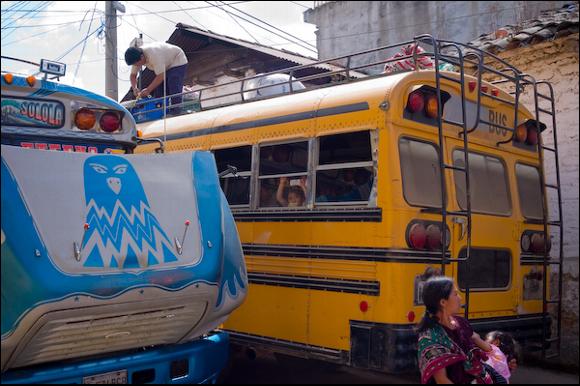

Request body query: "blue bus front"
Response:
[1, 74, 247, 383]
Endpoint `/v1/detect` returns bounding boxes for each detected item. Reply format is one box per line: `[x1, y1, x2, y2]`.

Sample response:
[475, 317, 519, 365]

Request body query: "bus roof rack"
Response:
[128, 35, 526, 120]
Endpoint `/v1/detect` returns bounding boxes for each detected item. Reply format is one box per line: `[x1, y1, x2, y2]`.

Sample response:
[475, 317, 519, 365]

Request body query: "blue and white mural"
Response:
[82, 156, 178, 269]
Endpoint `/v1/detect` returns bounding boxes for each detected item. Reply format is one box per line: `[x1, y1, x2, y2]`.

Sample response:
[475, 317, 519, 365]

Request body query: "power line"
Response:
[54, 23, 103, 62]
[127, 1, 180, 28]
[2, 1, 252, 15]
[171, 1, 208, 30]
[1, 1, 52, 38]
[205, 1, 259, 43]
[1, 17, 73, 47]
[203, 1, 317, 54]
[220, 1, 317, 49]
[121, 16, 157, 41]
[73, 2, 98, 84]
[1, 18, 98, 29]
[289, 1, 310, 9]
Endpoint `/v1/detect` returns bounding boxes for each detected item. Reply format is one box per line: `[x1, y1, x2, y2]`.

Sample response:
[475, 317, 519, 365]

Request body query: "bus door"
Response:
[445, 137, 518, 316]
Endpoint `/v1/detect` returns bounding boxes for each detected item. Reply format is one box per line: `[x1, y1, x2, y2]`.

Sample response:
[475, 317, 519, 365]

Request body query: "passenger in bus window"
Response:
[336, 169, 362, 201]
[260, 179, 280, 207]
[316, 180, 336, 202]
[354, 168, 372, 200]
[276, 177, 306, 207]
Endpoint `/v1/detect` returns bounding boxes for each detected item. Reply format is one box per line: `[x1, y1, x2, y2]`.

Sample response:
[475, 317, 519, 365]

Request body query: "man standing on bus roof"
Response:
[124, 41, 188, 114]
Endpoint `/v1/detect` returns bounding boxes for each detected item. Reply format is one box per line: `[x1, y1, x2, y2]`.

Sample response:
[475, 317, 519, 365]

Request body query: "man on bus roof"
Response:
[124, 41, 188, 114]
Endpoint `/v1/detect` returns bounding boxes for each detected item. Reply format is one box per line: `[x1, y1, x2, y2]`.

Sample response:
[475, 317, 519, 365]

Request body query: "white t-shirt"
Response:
[131, 42, 188, 76]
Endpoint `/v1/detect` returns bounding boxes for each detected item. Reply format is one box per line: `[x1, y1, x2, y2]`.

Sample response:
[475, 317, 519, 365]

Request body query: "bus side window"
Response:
[214, 146, 252, 206]
[259, 141, 308, 208]
[399, 137, 442, 208]
[316, 131, 374, 204]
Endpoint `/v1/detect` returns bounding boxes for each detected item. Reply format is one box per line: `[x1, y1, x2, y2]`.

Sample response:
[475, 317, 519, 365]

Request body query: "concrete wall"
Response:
[305, 1, 569, 60]
[489, 35, 579, 368]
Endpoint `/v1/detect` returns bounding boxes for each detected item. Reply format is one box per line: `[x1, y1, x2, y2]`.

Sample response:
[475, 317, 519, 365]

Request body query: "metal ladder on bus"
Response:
[521, 75, 564, 360]
[415, 35, 482, 319]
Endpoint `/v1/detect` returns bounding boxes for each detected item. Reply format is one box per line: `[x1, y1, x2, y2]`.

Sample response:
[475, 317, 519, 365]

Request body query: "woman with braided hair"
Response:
[416, 276, 506, 384]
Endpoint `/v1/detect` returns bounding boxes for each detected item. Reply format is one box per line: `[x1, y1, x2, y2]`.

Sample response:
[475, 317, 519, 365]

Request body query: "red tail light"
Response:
[407, 91, 425, 113]
[100, 112, 121, 132]
[527, 126, 539, 145]
[408, 223, 427, 250]
[426, 224, 442, 250]
[531, 233, 546, 253]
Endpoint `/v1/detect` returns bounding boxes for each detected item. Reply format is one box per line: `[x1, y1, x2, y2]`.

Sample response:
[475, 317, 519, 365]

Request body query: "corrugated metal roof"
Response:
[466, 2, 579, 54]
[173, 23, 367, 77]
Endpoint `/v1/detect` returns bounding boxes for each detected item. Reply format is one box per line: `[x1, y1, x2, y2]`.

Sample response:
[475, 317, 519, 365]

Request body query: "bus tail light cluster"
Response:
[521, 231, 551, 254]
[405, 86, 450, 120]
[74, 108, 122, 133]
[514, 120, 546, 146]
[407, 221, 450, 251]
[407, 90, 439, 118]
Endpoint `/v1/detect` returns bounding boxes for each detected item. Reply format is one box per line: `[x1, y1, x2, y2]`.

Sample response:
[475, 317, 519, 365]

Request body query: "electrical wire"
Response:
[73, 2, 98, 84]
[219, 1, 317, 49]
[205, 1, 259, 43]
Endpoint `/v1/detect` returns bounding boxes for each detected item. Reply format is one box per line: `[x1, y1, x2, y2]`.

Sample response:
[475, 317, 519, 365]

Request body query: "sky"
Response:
[1, 1, 317, 100]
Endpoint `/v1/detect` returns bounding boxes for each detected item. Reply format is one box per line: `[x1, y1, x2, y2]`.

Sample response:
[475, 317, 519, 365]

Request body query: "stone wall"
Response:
[481, 34, 579, 368]
[502, 35, 579, 368]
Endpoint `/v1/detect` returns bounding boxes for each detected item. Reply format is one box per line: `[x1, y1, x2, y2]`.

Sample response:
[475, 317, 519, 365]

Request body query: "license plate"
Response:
[1, 96, 65, 129]
[83, 369, 128, 384]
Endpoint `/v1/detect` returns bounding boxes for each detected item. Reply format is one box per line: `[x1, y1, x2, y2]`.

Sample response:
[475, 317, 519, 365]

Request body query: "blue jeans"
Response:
[151, 64, 187, 114]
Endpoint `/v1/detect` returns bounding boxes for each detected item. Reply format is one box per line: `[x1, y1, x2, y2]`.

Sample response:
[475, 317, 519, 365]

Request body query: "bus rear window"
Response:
[214, 146, 252, 206]
[453, 151, 511, 215]
[399, 138, 442, 208]
[516, 164, 544, 220]
[458, 249, 511, 290]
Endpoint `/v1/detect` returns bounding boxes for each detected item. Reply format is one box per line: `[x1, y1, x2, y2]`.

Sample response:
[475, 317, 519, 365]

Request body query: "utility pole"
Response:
[105, 1, 125, 101]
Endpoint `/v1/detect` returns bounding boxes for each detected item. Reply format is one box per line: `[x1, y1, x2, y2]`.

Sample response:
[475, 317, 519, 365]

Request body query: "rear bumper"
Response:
[350, 313, 550, 374]
[1, 332, 229, 384]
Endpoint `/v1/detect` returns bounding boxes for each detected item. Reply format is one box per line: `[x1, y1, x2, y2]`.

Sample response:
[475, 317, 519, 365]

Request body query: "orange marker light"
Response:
[75, 108, 96, 130]
[425, 96, 439, 118]
[26, 75, 36, 87]
[515, 124, 528, 143]
[3, 73, 14, 84]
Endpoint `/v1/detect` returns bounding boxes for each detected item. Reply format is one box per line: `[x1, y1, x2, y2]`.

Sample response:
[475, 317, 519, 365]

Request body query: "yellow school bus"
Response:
[135, 36, 563, 372]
